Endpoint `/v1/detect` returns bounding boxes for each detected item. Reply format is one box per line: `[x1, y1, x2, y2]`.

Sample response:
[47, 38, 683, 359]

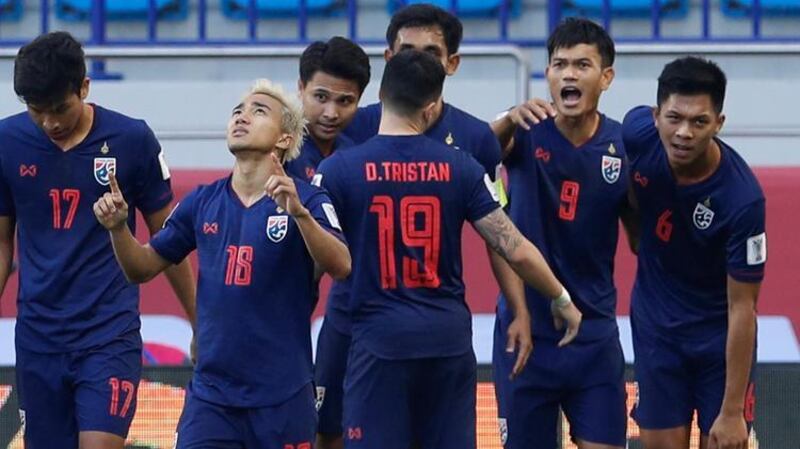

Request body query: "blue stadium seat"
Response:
[721, 0, 800, 16]
[55, 0, 188, 21]
[562, 0, 688, 18]
[221, 0, 345, 19]
[0, 0, 22, 21]
[388, 0, 522, 18]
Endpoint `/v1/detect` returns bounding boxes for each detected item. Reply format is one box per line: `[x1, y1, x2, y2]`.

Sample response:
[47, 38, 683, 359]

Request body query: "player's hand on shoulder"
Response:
[708, 413, 748, 449]
[265, 153, 309, 219]
[550, 290, 582, 347]
[507, 98, 557, 131]
[93, 172, 129, 231]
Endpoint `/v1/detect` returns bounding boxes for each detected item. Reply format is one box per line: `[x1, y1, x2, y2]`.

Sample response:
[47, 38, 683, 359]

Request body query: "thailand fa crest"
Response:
[93, 157, 116, 186]
[315, 386, 326, 411]
[601, 155, 622, 184]
[266, 215, 289, 243]
[693, 202, 715, 229]
[498, 417, 508, 445]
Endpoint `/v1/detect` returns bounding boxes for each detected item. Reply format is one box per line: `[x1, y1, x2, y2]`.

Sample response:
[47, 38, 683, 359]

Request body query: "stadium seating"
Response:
[561, 0, 688, 18]
[55, 0, 188, 21]
[0, 0, 21, 21]
[388, 0, 522, 18]
[221, 0, 345, 19]
[721, 0, 800, 16]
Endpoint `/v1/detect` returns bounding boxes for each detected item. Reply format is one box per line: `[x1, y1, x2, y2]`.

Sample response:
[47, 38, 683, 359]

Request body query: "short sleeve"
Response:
[149, 188, 199, 264]
[727, 199, 767, 283]
[504, 126, 530, 169]
[315, 154, 345, 214]
[303, 186, 346, 243]
[0, 157, 15, 217]
[133, 121, 174, 214]
[622, 106, 659, 161]
[464, 156, 501, 223]
[474, 125, 503, 182]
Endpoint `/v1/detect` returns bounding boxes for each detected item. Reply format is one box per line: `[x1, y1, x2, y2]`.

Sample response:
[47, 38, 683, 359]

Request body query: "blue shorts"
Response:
[493, 316, 627, 449]
[343, 338, 476, 449]
[176, 382, 317, 449]
[15, 330, 142, 448]
[314, 318, 351, 435]
[631, 319, 757, 434]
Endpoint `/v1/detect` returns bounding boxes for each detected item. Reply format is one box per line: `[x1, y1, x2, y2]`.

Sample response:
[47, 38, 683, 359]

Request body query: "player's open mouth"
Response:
[560, 86, 582, 107]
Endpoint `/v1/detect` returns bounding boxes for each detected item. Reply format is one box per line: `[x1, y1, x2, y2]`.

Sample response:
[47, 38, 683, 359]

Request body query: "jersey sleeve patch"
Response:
[311, 173, 323, 187]
[746, 232, 767, 265]
[158, 150, 171, 181]
[321, 202, 342, 231]
[483, 173, 500, 203]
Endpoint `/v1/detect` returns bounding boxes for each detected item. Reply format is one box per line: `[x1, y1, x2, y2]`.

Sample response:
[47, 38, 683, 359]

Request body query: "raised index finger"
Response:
[108, 171, 122, 195]
[270, 152, 287, 177]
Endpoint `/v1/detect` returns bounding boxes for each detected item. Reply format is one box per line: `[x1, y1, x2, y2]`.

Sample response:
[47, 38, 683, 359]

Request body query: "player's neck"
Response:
[311, 134, 335, 157]
[671, 139, 722, 185]
[554, 110, 600, 148]
[52, 103, 94, 152]
[231, 152, 272, 206]
[378, 111, 426, 136]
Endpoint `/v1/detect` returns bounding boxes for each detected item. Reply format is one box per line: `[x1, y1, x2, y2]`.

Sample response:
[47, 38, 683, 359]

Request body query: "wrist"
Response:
[291, 206, 311, 220]
[552, 287, 572, 309]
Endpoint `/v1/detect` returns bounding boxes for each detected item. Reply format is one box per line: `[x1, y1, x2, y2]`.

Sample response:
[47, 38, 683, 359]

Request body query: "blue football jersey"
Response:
[285, 133, 353, 182]
[0, 105, 173, 352]
[497, 116, 629, 343]
[329, 102, 502, 336]
[623, 106, 766, 338]
[149, 176, 344, 407]
[316, 134, 500, 359]
[343, 102, 502, 180]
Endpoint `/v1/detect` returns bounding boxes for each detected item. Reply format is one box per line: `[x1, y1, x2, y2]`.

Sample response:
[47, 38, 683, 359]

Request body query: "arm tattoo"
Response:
[475, 209, 524, 260]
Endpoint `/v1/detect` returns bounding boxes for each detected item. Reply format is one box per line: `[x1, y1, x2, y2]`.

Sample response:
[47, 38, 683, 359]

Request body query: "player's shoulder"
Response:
[445, 103, 493, 135]
[718, 141, 764, 203]
[0, 111, 36, 141]
[94, 105, 149, 131]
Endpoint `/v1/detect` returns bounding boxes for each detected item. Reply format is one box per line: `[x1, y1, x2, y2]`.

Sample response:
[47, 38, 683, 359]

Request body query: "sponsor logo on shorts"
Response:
[498, 417, 508, 445]
[315, 386, 326, 411]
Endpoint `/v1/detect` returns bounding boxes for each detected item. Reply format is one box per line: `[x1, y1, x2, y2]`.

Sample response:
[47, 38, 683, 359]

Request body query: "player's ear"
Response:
[297, 79, 305, 93]
[80, 77, 90, 100]
[445, 53, 461, 76]
[715, 113, 726, 134]
[600, 66, 615, 91]
[274, 132, 293, 154]
[421, 100, 438, 126]
[384, 48, 394, 63]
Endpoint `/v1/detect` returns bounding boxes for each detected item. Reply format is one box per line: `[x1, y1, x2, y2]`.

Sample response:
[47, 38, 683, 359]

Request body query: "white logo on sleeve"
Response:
[747, 232, 767, 265]
[322, 203, 342, 231]
[483, 174, 500, 202]
[311, 173, 323, 187]
[158, 150, 171, 180]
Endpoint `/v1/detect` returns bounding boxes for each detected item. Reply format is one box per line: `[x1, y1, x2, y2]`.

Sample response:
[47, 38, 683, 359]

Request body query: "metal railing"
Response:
[0, 0, 798, 48]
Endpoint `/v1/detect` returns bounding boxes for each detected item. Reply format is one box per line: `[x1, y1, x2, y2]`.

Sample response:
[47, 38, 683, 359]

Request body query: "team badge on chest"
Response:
[266, 215, 289, 243]
[601, 155, 622, 184]
[693, 201, 715, 229]
[94, 157, 116, 186]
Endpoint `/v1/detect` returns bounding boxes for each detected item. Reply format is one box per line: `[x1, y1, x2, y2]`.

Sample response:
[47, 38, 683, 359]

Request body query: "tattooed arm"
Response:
[474, 208, 582, 346]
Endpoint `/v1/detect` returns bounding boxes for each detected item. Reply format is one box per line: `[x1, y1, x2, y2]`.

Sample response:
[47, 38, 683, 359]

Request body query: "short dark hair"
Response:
[14, 31, 86, 106]
[299, 36, 371, 95]
[547, 17, 615, 68]
[657, 56, 727, 114]
[380, 50, 445, 117]
[386, 4, 463, 56]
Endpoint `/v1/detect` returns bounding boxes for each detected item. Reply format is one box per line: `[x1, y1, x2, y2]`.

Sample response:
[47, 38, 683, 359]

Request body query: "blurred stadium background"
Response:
[0, 0, 799, 447]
